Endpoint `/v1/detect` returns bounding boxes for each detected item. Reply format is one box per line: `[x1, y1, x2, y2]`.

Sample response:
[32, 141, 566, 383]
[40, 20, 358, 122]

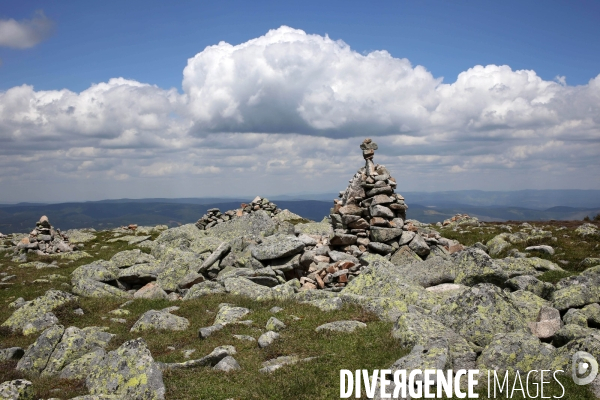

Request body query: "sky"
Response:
[0, 0, 599, 203]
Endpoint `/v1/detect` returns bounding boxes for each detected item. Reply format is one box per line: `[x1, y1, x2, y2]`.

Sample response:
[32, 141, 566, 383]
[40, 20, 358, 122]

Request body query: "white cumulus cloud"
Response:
[0, 26, 598, 202]
[0, 10, 54, 49]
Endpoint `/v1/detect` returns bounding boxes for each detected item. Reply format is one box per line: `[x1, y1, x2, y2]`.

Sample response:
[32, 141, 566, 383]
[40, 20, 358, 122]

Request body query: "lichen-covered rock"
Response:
[17, 325, 65, 374]
[581, 258, 600, 269]
[551, 266, 600, 310]
[130, 310, 189, 332]
[42, 326, 114, 376]
[339, 294, 414, 322]
[259, 355, 301, 373]
[392, 311, 477, 370]
[563, 308, 588, 327]
[0, 379, 33, 400]
[315, 320, 366, 333]
[575, 223, 598, 237]
[156, 248, 204, 292]
[341, 259, 438, 311]
[294, 220, 333, 236]
[86, 337, 165, 399]
[372, 339, 451, 400]
[118, 262, 164, 283]
[387, 256, 455, 288]
[223, 277, 274, 301]
[389, 246, 422, 266]
[582, 303, 600, 327]
[250, 235, 305, 261]
[213, 305, 250, 325]
[452, 248, 508, 286]
[497, 257, 563, 275]
[434, 283, 527, 346]
[505, 275, 555, 299]
[110, 249, 155, 269]
[72, 278, 131, 299]
[206, 210, 276, 241]
[22, 312, 59, 336]
[304, 297, 344, 312]
[551, 334, 600, 374]
[72, 261, 118, 282]
[510, 290, 550, 322]
[553, 324, 597, 347]
[182, 281, 226, 300]
[486, 234, 511, 256]
[478, 330, 554, 374]
[59, 348, 106, 380]
[265, 317, 286, 331]
[2, 290, 77, 333]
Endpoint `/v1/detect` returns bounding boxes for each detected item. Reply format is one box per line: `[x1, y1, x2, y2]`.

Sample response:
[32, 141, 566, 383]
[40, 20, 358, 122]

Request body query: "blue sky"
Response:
[0, 1, 599, 202]
[3, 0, 599, 92]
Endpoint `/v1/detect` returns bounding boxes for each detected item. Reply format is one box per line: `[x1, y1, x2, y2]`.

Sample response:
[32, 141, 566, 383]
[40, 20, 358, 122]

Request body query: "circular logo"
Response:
[572, 351, 599, 385]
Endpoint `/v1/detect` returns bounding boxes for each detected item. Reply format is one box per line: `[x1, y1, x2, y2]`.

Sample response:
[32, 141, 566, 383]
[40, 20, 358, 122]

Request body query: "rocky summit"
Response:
[0, 139, 600, 399]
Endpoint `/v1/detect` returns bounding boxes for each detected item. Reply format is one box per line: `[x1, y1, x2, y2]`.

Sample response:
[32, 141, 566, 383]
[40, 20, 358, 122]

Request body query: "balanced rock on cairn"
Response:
[195, 196, 282, 230]
[15, 215, 74, 256]
[329, 139, 412, 257]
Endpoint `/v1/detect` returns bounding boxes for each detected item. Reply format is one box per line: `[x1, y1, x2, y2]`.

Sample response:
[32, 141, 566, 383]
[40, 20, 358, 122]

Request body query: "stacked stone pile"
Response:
[441, 214, 480, 228]
[328, 139, 436, 261]
[195, 196, 282, 230]
[14, 216, 75, 256]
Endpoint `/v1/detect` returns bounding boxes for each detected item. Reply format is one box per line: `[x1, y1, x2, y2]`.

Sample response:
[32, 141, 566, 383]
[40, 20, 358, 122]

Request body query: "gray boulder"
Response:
[258, 331, 280, 348]
[0, 347, 24, 362]
[251, 235, 305, 261]
[183, 281, 226, 300]
[86, 338, 165, 399]
[213, 355, 241, 372]
[0, 379, 33, 400]
[478, 330, 554, 374]
[505, 275, 555, 299]
[392, 310, 477, 370]
[434, 283, 527, 346]
[130, 310, 190, 332]
[2, 290, 77, 334]
[17, 325, 65, 374]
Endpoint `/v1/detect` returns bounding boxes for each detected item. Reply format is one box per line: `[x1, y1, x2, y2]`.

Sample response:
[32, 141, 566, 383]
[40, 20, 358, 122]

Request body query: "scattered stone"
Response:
[0, 347, 24, 361]
[265, 317, 286, 331]
[525, 245, 555, 256]
[258, 331, 280, 348]
[213, 355, 241, 372]
[233, 335, 256, 342]
[269, 306, 283, 313]
[315, 320, 366, 333]
[130, 309, 190, 332]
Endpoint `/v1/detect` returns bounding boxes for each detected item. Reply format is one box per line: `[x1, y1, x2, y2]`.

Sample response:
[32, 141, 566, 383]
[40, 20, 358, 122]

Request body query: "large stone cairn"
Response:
[329, 139, 411, 256]
[195, 196, 281, 230]
[15, 215, 74, 255]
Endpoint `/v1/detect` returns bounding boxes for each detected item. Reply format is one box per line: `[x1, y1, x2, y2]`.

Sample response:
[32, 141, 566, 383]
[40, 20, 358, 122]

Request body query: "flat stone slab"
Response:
[315, 320, 367, 333]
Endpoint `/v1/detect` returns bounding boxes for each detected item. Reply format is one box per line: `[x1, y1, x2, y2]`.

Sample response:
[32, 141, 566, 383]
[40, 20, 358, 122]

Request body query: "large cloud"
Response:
[0, 11, 54, 49]
[0, 26, 598, 202]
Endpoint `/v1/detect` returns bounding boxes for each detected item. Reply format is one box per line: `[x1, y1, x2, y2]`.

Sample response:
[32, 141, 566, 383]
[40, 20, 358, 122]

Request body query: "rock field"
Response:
[1, 139, 600, 399]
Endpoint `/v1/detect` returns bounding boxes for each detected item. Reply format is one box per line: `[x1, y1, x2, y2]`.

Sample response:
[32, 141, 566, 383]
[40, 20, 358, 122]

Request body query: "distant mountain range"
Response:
[1, 190, 599, 233]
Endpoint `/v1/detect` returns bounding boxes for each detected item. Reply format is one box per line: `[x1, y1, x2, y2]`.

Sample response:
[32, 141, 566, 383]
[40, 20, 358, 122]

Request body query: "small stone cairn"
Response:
[195, 196, 282, 230]
[15, 215, 74, 255]
[329, 138, 409, 255]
